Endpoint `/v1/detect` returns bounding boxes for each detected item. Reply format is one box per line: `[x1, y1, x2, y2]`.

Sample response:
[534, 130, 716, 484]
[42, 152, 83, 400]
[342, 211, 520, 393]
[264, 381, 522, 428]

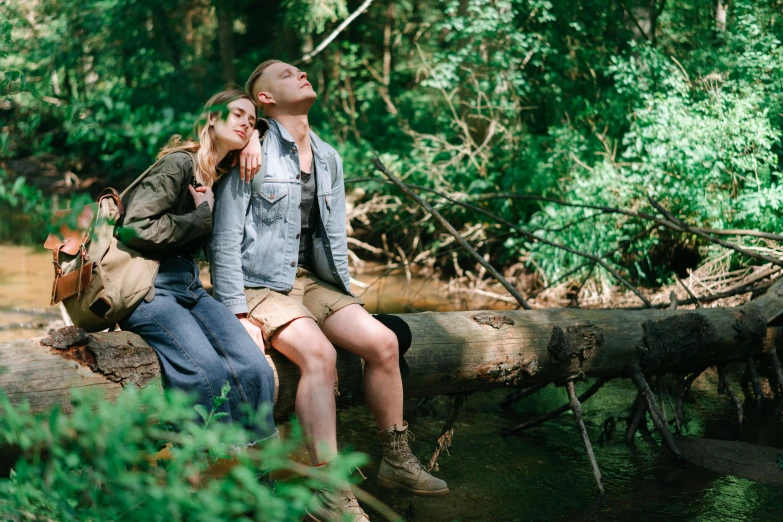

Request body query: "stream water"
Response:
[1, 245, 781, 521]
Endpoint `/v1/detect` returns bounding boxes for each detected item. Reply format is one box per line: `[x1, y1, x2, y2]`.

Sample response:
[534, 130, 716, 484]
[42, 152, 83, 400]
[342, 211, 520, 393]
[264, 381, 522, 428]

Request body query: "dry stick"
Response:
[372, 156, 532, 310]
[566, 381, 606, 496]
[740, 366, 752, 402]
[349, 177, 783, 243]
[297, 0, 375, 64]
[427, 393, 468, 472]
[500, 382, 549, 410]
[768, 350, 783, 396]
[629, 366, 686, 463]
[746, 356, 763, 404]
[717, 364, 744, 426]
[384, 174, 651, 308]
[674, 375, 685, 435]
[436, 190, 651, 307]
[626, 391, 646, 444]
[661, 379, 679, 434]
[351, 175, 651, 307]
[683, 367, 707, 399]
[668, 290, 678, 310]
[502, 378, 609, 436]
[649, 278, 778, 310]
[465, 191, 783, 242]
[648, 197, 783, 268]
[674, 273, 703, 308]
[530, 227, 654, 299]
[657, 377, 668, 421]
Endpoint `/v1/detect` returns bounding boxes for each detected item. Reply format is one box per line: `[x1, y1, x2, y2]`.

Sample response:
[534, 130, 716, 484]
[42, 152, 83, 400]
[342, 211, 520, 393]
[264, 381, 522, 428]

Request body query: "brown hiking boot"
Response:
[376, 422, 449, 497]
[306, 487, 370, 522]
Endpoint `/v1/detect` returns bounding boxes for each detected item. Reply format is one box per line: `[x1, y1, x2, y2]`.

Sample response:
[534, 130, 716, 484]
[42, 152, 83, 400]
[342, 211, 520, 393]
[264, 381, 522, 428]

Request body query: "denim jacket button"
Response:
[269, 193, 275, 199]
[290, 261, 296, 267]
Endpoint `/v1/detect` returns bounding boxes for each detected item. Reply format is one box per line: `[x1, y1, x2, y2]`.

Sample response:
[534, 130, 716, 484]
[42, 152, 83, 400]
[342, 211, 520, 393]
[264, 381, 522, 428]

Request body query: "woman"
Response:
[118, 89, 276, 441]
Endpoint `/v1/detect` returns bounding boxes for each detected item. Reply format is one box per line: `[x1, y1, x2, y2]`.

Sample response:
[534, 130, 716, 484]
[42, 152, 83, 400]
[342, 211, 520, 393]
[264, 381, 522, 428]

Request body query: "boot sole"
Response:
[377, 476, 450, 497]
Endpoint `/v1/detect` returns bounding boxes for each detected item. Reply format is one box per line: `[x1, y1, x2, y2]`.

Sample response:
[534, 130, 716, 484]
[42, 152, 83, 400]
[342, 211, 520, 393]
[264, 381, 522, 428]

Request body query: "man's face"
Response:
[258, 62, 317, 113]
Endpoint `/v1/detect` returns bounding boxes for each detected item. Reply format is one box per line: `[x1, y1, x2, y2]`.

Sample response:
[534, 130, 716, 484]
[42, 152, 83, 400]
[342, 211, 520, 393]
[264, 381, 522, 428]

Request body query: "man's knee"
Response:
[299, 341, 337, 380]
[369, 327, 399, 367]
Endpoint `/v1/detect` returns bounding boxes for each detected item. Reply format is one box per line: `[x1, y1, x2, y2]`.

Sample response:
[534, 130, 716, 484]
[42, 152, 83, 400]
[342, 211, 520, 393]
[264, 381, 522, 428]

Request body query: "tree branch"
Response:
[297, 0, 375, 64]
[372, 155, 533, 310]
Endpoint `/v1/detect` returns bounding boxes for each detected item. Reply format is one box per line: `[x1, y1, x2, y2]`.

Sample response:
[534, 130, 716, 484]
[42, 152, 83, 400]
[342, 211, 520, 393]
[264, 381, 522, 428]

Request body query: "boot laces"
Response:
[340, 490, 368, 517]
[391, 429, 424, 469]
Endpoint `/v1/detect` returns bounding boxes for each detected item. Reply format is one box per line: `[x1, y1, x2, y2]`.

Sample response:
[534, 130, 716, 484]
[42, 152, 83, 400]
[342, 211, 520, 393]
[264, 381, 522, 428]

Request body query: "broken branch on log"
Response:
[717, 364, 743, 426]
[566, 380, 605, 495]
[428, 393, 468, 472]
[629, 366, 685, 463]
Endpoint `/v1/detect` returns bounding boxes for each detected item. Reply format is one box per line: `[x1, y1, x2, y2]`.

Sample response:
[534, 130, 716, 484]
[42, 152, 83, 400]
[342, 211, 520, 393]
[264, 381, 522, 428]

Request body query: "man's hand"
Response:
[237, 314, 265, 353]
[236, 128, 262, 182]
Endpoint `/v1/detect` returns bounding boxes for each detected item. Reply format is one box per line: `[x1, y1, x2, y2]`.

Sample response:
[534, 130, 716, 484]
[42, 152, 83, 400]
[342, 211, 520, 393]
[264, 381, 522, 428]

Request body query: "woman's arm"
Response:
[118, 153, 212, 251]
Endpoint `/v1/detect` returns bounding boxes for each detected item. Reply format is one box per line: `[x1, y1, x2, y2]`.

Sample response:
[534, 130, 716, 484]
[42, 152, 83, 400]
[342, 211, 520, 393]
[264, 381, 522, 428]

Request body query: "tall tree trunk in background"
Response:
[214, 0, 237, 84]
[379, 3, 397, 114]
[648, 0, 660, 46]
[715, 0, 727, 32]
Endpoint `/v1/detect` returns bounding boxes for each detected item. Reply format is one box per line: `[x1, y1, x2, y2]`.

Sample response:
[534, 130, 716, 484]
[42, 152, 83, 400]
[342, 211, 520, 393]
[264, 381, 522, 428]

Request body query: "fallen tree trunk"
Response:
[2, 280, 782, 420]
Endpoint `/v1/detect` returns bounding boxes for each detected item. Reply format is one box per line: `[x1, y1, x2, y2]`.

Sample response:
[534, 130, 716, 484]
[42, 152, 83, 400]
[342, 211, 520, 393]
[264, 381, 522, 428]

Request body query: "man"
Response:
[209, 60, 448, 521]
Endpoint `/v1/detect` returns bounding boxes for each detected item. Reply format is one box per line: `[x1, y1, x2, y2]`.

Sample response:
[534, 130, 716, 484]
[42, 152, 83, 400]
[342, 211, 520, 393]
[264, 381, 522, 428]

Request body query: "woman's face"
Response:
[211, 98, 257, 151]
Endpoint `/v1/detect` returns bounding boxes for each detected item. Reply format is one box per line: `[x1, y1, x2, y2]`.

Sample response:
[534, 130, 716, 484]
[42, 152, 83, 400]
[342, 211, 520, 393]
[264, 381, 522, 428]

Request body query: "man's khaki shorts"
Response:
[245, 268, 363, 347]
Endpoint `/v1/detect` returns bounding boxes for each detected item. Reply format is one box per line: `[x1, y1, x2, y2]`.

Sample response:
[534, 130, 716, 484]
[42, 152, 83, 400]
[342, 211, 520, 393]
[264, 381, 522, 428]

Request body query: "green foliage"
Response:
[283, 0, 348, 34]
[2, 0, 782, 284]
[0, 384, 368, 521]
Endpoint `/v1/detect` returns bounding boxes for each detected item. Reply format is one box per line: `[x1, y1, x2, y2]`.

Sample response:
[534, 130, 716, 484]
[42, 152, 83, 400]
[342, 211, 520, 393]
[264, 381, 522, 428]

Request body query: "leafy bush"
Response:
[0, 385, 370, 521]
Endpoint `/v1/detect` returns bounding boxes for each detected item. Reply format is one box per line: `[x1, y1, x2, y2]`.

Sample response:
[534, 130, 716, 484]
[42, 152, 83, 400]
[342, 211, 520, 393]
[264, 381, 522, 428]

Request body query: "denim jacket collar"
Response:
[267, 118, 328, 160]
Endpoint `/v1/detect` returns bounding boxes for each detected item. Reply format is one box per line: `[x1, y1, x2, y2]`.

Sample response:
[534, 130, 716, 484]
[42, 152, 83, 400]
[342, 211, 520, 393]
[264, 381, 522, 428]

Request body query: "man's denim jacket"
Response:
[208, 118, 352, 315]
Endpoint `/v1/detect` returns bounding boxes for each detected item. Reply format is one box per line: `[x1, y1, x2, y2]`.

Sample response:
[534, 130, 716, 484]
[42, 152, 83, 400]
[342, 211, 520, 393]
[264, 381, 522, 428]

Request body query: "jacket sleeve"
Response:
[118, 154, 212, 251]
[209, 165, 252, 315]
[327, 153, 352, 294]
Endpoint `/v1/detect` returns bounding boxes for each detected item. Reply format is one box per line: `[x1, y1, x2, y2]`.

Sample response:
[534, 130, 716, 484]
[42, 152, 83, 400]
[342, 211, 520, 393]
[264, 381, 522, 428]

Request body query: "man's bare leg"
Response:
[322, 304, 403, 430]
[271, 317, 338, 462]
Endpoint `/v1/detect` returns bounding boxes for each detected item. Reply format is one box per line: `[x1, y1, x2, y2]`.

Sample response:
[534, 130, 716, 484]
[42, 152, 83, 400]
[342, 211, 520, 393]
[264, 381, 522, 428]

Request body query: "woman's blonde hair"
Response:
[157, 88, 256, 187]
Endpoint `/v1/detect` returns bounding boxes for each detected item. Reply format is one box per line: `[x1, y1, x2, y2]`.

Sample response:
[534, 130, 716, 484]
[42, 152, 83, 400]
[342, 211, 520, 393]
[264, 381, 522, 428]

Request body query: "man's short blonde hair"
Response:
[245, 60, 282, 109]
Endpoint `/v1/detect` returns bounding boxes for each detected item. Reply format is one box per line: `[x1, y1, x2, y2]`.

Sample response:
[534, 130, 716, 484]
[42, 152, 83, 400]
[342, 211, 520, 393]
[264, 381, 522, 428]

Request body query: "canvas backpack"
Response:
[44, 152, 196, 331]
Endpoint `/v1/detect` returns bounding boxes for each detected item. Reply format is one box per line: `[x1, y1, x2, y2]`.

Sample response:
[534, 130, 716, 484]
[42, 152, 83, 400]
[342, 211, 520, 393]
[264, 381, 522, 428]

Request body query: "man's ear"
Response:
[258, 91, 274, 107]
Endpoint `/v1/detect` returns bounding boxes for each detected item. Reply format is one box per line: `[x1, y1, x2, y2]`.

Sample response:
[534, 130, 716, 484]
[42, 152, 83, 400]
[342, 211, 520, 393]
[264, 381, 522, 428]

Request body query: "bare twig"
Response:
[674, 375, 685, 435]
[626, 391, 647, 444]
[502, 378, 609, 436]
[377, 170, 651, 307]
[428, 393, 468, 472]
[297, 0, 376, 64]
[717, 364, 743, 426]
[566, 381, 605, 496]
[629, 366, 686, 463]
[768, 350, 783, 396]
[372, 155, 532, 309]
[746, 356, 763, 404]
[674, 274, 703, 308]
[649, 197, 783, 267]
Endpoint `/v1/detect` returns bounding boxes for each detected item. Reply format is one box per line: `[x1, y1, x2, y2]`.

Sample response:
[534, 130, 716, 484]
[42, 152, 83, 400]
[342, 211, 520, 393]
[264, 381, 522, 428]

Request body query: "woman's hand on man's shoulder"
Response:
[235, 128, 262, 183]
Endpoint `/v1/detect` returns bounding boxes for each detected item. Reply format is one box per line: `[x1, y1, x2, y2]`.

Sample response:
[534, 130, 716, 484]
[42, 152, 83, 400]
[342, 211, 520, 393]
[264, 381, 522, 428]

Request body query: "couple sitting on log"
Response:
[115, 60, 448, 521]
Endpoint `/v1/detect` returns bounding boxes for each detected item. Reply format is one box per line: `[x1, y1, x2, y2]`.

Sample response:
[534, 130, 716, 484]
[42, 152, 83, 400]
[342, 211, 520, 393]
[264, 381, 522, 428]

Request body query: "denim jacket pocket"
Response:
[258, 184, 288, 226]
